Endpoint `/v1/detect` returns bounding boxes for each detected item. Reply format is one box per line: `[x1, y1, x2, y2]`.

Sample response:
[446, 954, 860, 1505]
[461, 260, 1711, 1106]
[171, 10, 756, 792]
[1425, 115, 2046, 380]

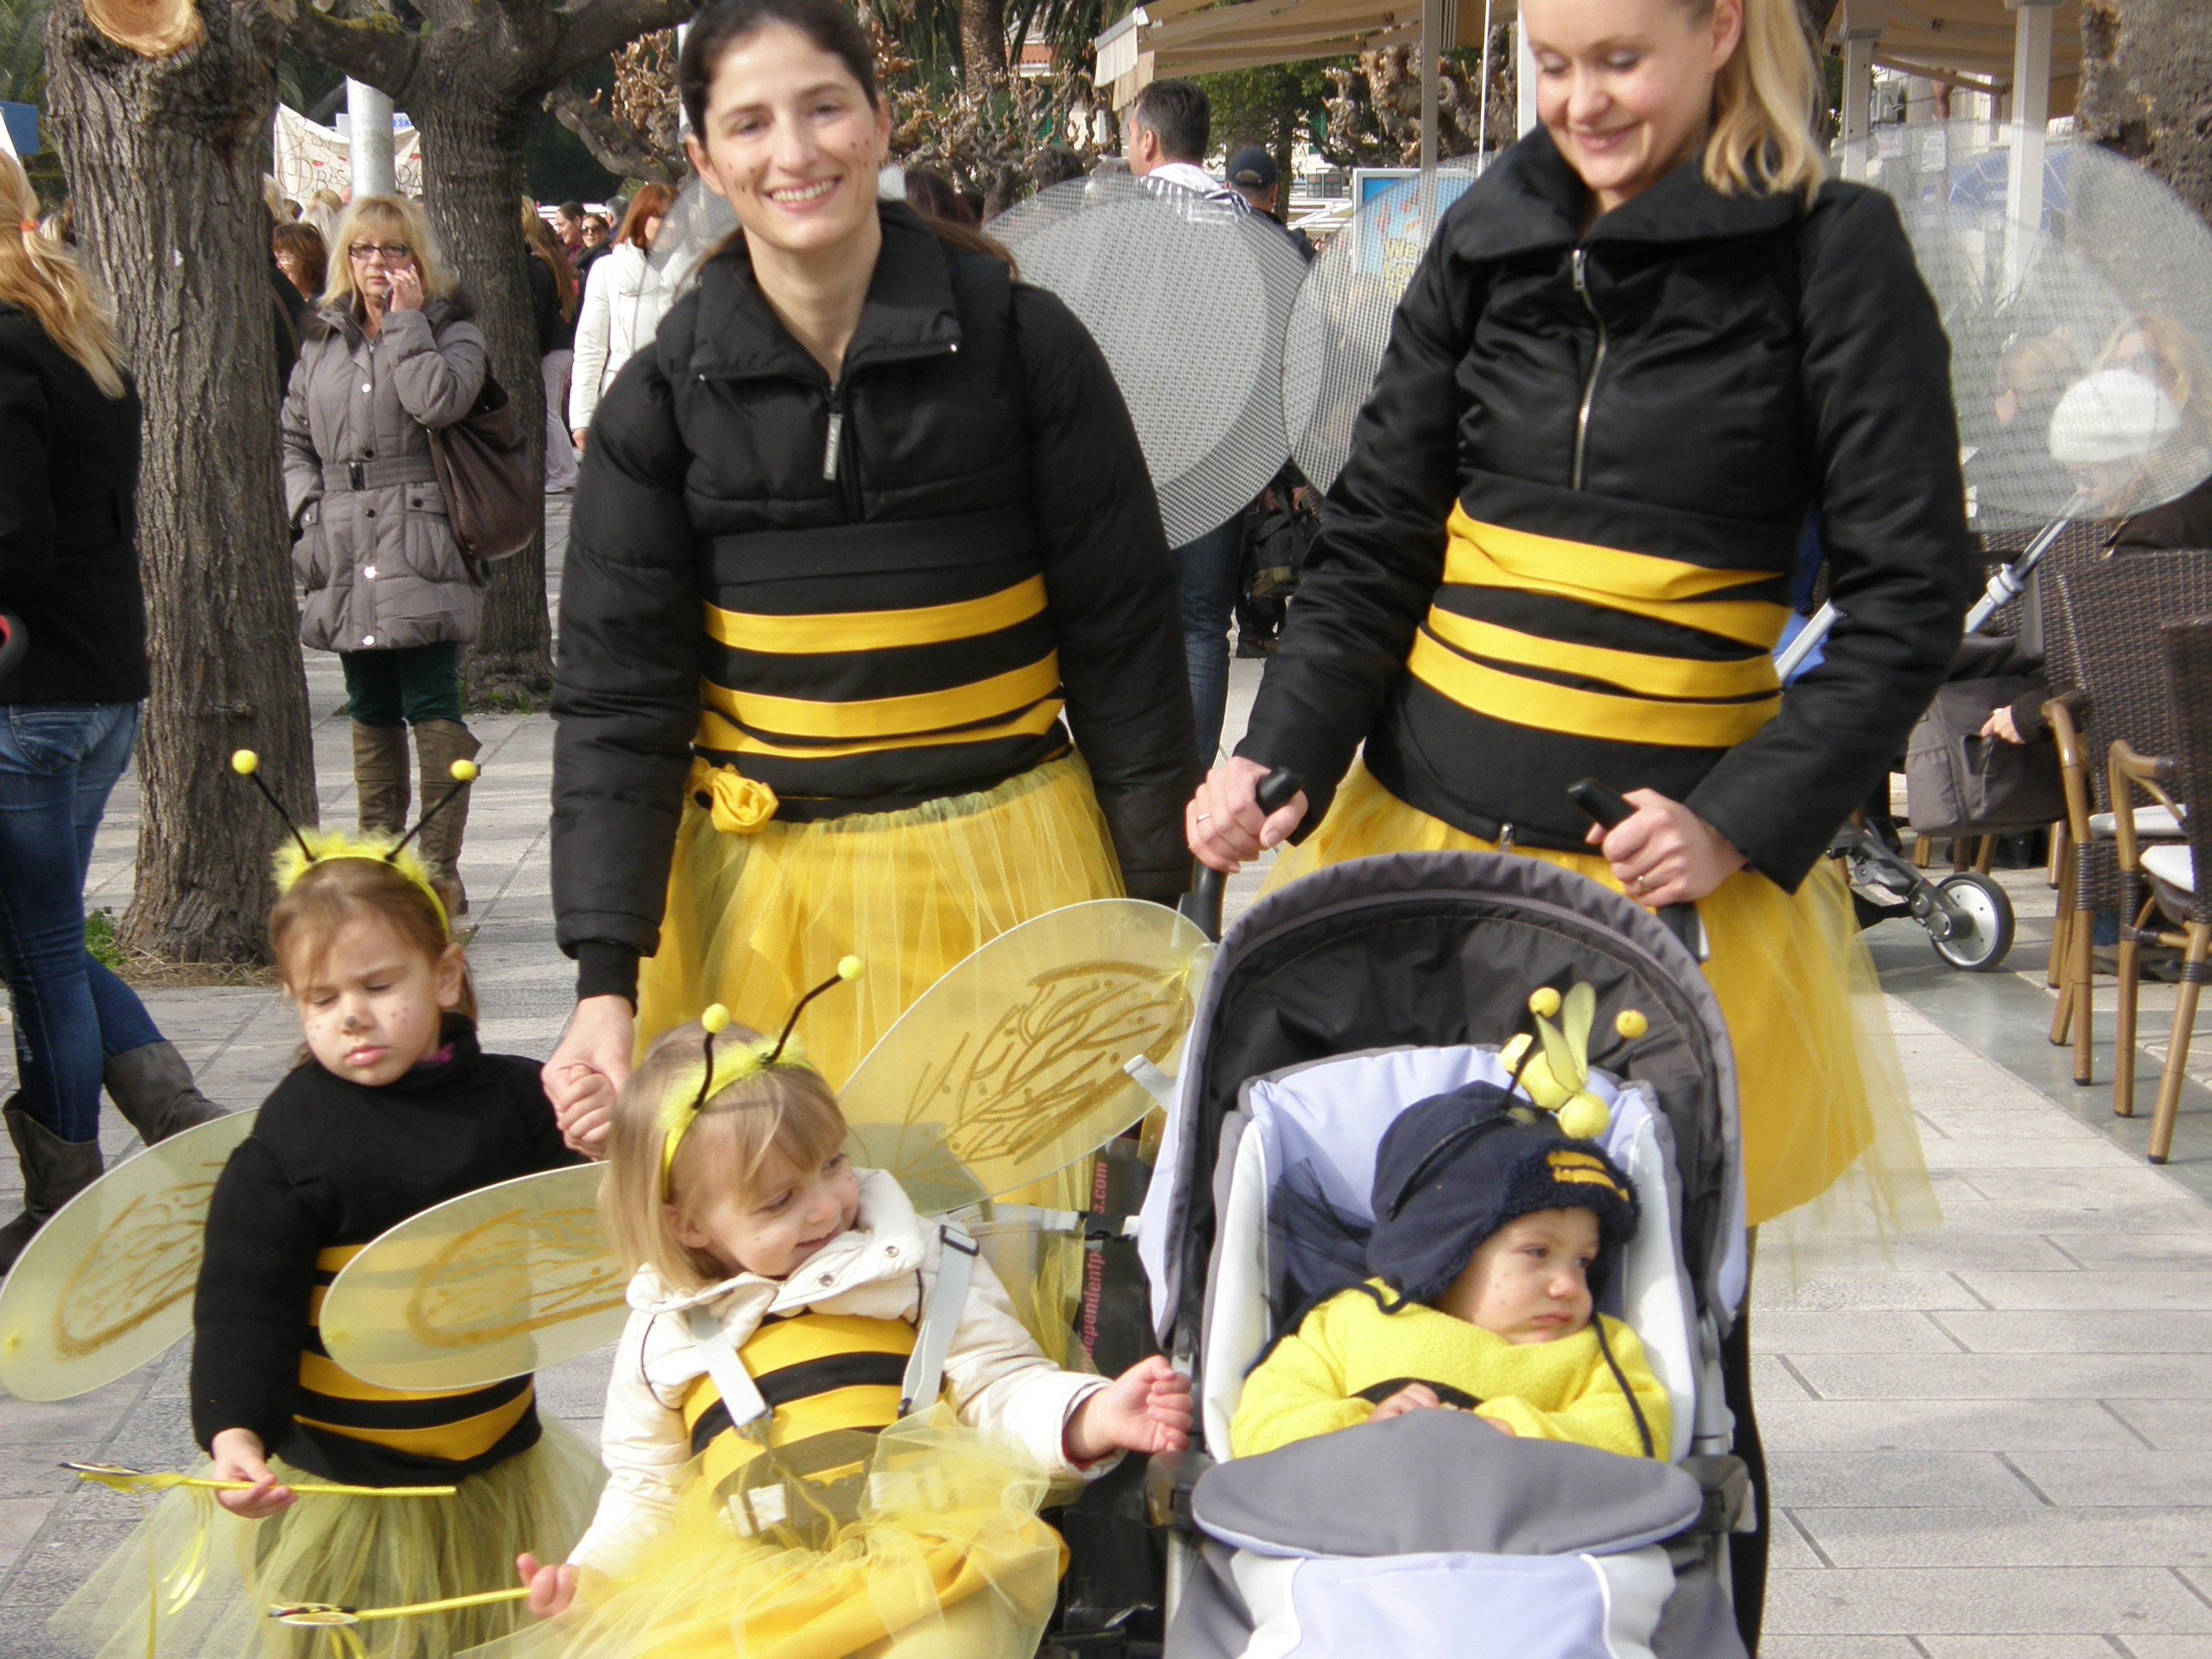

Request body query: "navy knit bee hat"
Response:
[1365, 1080, 1640, 1305]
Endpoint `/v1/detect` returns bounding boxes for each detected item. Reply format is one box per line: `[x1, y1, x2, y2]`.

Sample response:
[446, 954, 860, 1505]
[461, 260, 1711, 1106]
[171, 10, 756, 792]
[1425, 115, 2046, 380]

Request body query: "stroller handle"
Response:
[1178, 768, 1305, 943]
[1569, 777, 1711, 963]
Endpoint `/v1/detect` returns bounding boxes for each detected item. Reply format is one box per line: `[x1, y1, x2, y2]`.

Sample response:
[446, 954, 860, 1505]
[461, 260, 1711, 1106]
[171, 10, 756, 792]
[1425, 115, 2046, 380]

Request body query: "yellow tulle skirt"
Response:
[639, 757, 1125, 1091]
[482, 1412, 1066, 1659]
[50, 1422, 604, 1659]
[1266, 763, 1936, 1234]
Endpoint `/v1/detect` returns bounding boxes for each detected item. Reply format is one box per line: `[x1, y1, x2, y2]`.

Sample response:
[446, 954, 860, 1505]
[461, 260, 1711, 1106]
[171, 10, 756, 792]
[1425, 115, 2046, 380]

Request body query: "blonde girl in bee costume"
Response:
[508, 1006, 1193, 1658]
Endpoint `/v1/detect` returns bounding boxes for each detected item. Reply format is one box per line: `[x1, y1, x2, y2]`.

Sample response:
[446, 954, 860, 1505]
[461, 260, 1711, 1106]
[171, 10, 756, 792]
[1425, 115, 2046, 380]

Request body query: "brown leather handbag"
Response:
[425, 372, 536, 563]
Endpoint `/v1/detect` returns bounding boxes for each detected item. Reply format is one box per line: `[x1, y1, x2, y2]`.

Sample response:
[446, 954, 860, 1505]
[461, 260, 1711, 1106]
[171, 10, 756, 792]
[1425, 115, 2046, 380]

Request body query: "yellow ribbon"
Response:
[688, 759, 781, 835]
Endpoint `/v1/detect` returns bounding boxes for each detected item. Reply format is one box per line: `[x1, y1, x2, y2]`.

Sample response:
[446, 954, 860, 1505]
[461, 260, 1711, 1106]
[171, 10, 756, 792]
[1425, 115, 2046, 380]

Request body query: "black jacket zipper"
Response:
[1570, 247, 1609, 491]
[822, 385, 858, 518]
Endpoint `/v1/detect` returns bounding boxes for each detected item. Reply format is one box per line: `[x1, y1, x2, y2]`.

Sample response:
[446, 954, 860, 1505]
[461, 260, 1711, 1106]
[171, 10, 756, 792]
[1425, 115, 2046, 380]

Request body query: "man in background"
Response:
[1124, 78, 1248, 763]
[1226, 145, 1316, 261]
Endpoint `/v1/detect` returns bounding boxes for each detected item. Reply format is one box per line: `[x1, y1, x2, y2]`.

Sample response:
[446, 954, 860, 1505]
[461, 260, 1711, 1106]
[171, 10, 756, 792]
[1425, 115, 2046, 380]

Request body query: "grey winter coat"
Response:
[282, 294, 488, 654]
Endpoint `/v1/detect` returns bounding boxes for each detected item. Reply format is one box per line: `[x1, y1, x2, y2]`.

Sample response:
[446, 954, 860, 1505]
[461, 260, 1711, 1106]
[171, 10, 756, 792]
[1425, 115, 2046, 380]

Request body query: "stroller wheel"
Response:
[1929, 873, 2015, 971]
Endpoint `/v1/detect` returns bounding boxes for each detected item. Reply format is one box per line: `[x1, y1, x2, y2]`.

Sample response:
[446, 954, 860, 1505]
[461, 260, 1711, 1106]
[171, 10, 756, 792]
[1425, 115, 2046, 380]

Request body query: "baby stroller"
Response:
[1138, 850, 1759, 1659]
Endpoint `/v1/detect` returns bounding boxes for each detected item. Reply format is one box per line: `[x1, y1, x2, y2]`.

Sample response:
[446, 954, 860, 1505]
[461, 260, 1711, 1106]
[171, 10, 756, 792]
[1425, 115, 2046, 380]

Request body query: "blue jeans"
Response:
[0, 703, 164, 1142]
[1177, 518, 1244, 765]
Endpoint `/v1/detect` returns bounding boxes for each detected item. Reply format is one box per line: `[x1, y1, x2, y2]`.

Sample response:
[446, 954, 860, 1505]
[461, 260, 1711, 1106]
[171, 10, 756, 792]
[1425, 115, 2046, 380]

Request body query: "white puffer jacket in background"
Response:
[569, 1167, 1113, 1571]
[567, 242, 671, 438]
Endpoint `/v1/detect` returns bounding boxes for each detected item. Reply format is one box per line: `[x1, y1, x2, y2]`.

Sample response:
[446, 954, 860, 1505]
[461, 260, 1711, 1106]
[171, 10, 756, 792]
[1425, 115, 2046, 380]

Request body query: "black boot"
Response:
[104, 1042, 225, 1146]
[0, 1102, 105, 1275]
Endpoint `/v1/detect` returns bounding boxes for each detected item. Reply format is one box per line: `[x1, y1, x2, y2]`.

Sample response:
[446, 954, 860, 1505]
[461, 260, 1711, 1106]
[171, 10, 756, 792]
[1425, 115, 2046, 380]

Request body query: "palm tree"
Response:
[0, 0, 54, 104]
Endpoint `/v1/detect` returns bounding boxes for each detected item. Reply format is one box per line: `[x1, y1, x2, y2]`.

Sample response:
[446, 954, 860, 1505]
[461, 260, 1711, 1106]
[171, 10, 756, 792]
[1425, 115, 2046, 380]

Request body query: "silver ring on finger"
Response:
[1197, 813, 1212, 822]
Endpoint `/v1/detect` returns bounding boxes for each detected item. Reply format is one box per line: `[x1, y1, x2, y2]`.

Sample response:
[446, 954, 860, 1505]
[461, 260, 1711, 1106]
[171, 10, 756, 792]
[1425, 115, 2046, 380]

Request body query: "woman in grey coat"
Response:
[283, 194, 485, 912]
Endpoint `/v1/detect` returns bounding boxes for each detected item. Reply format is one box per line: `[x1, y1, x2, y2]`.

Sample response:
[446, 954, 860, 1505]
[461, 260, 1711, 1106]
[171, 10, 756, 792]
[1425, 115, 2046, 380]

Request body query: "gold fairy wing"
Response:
[0, 1111, 258, 1402]
[319, 1164, 628, 1393]
[839, 899, 1211, 1213]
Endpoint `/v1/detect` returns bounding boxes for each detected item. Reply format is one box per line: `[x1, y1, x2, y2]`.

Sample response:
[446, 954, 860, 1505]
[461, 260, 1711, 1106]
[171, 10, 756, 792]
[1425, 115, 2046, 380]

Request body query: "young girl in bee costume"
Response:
[52, 760, 601, 1658]
[508, 998, 1192, 1659]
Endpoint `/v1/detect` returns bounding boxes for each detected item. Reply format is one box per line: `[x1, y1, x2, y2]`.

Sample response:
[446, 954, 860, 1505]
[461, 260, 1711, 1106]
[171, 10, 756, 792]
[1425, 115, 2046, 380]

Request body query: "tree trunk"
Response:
[44, 0, 318, 964]
[959, 0, 1007, 95]
[415, 100, 555, 706]
[2077, 0, 2212, 223]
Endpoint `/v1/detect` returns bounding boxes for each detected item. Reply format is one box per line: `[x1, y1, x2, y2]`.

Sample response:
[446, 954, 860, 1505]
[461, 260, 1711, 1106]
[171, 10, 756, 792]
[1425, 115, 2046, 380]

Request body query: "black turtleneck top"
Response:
[191, 1016, 583, 1485]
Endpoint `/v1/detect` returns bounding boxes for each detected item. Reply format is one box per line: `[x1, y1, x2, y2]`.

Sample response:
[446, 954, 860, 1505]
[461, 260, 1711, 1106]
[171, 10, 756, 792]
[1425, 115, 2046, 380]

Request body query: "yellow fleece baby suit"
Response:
[1231, 1280, 1670, 1460]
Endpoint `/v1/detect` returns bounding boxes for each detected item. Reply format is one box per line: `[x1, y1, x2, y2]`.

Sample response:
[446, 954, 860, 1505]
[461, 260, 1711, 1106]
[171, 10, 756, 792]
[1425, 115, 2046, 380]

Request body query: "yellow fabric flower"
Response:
[691, 762, 780, 835]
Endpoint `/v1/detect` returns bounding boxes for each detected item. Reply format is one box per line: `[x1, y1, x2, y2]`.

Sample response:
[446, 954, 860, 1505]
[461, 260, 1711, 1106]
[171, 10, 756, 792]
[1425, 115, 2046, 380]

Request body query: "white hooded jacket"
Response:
[570, 1167, 1111, 1570]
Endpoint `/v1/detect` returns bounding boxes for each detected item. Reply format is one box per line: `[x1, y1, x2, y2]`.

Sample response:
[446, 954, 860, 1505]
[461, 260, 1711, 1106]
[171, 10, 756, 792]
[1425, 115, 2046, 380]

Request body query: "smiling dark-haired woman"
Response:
[543, 0, 1197, 1152]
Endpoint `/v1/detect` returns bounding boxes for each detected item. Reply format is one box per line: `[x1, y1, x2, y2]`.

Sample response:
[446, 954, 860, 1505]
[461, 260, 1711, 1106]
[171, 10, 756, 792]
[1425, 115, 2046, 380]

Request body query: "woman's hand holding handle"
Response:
[1187, 758, 1309, 874]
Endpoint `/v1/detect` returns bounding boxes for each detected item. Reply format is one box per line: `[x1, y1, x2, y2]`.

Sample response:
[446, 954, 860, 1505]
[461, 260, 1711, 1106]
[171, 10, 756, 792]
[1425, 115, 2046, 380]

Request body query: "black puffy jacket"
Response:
[0, 303, 148, 706]
[552, 204, 1197, 992]
[1240, 128, 1975, 889]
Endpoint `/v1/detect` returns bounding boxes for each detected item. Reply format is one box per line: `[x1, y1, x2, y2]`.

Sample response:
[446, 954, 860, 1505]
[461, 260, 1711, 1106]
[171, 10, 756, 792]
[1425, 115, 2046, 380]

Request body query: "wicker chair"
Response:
[2108, 616, 2212, 1163]
[2045, 553, 2212, 1086]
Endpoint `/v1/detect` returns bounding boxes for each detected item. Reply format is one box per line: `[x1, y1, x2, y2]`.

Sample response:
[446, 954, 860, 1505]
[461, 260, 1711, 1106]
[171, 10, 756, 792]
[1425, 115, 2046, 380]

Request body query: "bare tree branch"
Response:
[551, 0, 693, 81]
[291, 0, 418, 97]
[545, 80, 680, 182]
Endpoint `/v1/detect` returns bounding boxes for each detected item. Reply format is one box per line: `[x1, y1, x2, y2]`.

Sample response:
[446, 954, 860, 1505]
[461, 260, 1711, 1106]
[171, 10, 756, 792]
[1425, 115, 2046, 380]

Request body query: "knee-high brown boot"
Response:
[352, 721, 411, 839]
[411, 719, 482, 918]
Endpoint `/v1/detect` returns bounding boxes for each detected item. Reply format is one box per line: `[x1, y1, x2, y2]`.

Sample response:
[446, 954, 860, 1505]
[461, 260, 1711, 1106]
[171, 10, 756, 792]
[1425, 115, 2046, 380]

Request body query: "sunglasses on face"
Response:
[348, 243, 413, 263]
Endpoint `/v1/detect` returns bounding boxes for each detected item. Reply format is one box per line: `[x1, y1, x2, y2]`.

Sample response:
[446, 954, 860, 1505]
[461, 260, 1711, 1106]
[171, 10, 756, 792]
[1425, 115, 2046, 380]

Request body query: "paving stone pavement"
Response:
[2, 562, 2211, 1653]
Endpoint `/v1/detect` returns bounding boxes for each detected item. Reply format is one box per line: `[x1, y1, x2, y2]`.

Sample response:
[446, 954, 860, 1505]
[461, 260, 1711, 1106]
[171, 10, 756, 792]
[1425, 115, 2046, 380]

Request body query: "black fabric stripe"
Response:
[752, 1351, 909, 1407]
[703, 557, 1042, 619]
[1434, 585, 1777, 663]
[691, 1397, 733, 1458]
[701, 508, 1038, 586]
[295, 1374, 530, 1432]
[702, 613, 1058, 703]
[1367, 675, 1734, 850]
[1460, 469, 1802, 575]
[692, 731, 1069, 812]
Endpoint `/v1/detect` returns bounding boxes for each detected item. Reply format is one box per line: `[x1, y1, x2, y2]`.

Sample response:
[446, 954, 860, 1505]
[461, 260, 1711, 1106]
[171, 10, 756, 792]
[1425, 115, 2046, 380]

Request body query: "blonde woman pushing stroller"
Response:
[1187, 0, 1974, 1639]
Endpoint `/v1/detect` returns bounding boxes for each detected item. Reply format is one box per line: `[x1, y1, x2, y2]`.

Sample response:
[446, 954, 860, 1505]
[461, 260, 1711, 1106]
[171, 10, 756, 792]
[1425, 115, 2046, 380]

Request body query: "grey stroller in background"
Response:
[1139, 853, 1760, 1658]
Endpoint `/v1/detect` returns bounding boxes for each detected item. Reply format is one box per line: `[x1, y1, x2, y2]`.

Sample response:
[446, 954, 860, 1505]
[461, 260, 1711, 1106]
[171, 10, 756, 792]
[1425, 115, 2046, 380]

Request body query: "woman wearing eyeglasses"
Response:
[282, 194, 487, 915]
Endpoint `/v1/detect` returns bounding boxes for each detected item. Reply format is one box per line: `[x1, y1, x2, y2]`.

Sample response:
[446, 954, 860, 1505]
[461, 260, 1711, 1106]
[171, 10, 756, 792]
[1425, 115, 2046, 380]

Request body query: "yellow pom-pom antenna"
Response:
[448, 759, 480, 784]
[837, 955, 864, 982]
[1614, 1009, 1648, 1040]
[1528, 986, 1562, 1019]
[230, 750, 259, 776]
[1557, 1093, 1611, 1141]
[701, 1003, 731, 1035]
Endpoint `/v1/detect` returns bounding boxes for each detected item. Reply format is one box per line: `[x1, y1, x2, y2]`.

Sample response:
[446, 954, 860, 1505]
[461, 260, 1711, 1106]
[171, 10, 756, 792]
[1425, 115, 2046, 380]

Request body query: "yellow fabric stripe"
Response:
[1409, 629, 1780, 749]
[315, 1245, 366, 1272]
[1444, 509, 1789, 649]
[1553, 1167, 1629, 1192]
[743, 1313, 917, 1376]
[704, 577, 1048, 655]
[297, 1349, 490, 1405]
[701, 654, 1061, 742]
[694, 697, 1065, 763]
[698, 1387, 906, 1491]
[295, 1383, 534, 1461]
[1425, 608, 1780, 702]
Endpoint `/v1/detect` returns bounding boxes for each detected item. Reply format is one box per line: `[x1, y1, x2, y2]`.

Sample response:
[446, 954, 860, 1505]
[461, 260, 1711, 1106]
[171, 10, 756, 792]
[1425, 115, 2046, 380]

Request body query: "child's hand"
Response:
[1369, 1384, 1444, 1422]
[209, 1429, 295, 1519]
[553, 1069, 615, 1158]
[517, 1552, 576, 1619]
[1062, 1355, 1194, 1465]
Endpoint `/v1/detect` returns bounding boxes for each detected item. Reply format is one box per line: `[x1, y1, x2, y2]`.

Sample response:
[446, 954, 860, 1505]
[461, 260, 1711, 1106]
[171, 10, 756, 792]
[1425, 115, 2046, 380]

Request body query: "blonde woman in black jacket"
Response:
[0, 155, 222, 1270]
[544, 0, 1196, 1143]
[1192, 0, 1971, 1237]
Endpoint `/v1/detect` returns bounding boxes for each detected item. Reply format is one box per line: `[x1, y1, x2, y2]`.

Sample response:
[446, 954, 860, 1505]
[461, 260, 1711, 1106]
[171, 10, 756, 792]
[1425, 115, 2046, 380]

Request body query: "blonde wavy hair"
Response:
[0, 153, 125, 397]
[1699, 0, 1827, 202]
[320, 195, 455, 312]
[600, 1020, 850, 1292]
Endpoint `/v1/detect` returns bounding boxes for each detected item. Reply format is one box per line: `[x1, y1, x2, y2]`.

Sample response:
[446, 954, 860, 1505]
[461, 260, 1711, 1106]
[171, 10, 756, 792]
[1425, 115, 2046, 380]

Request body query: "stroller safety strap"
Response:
[899, 1223, 977, 1416]
[688, 1304, 770, 1429]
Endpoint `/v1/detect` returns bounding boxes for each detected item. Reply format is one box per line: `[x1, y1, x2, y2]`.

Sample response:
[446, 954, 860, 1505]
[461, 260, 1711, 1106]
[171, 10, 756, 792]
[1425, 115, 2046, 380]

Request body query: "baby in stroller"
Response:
[1231, 1081, 1668, 1462]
